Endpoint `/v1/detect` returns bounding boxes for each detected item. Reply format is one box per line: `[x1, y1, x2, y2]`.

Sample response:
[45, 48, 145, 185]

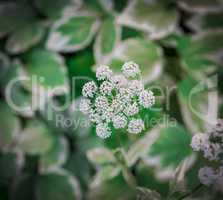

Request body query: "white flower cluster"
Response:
[191, 120, 223, 192]
[198, 166, 223, 191]
[79, 62, 155, 139]
[191, 120, 223, 161]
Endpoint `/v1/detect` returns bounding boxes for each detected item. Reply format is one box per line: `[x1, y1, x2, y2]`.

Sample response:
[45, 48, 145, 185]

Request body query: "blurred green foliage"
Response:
[0, 0, 223, 199]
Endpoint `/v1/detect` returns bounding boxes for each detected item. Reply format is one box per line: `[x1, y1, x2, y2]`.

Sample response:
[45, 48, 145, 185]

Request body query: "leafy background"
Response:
[0, 0, 223, 199]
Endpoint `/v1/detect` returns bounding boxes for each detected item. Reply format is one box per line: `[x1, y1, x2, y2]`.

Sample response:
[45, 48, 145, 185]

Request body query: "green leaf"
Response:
[6, 23, 45, 55]
[34, 0, 71, 19]
[178, 75, 218, 133]
[11, 174, 35, 200]
[66, 51, 95, 98]
[148, 124, 192, 168]
[0, 60, 22, 89]
[0, 101, 20, 149]
[18, 120, 54, 155]
[64, 152, 92, 189]
[126, 128, 161, 167]
[0, 2, 36, 37]
[187, 11, 223, 31]
[69, 100, 92, 137]
[97, 0, 114, 13]
[178, 0, 223, 13]
[6, 81, 35, 117]
[35, 170, 81, 200]
[46, 14, 100, 52]
[118, 0, 178, 39]
[135, 164, 169, 196]
[178, 31, 223, 71]
[136, 187, 161, 200]
[0, 152, 23, 185]
[23, 48, 69, 93]
[106, 38, 163, 84]
[87, 147, 116, 165]
[169, 156, 195, 194]
[40, 137, 68, 171]
[88, 175, 136, 200]
[188, 31, 223, 56]
[37, 97, 71, 133]
[4, 61, 36, 117]
[91, 165, 121, 185]
[0, 52, 10, 82]
[94, 17, 121, 63]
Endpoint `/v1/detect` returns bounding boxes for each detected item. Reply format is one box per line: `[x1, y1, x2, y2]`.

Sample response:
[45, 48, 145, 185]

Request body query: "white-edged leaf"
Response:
[176, 31, 223, 72]
[117, 0, 178, 39]
[0, 52, 10, 81]
[98, 0, 114, 13]
[187, 11, 223, 32]
[177, 75, 218, 133]
[34, 0, 71, 19]
[0, 152, 24, 185]
[126, 128, 161, 167]
[22, 48, 69, 94]
[5, 80, 36, 117]
[40, 137, 68, 171]
[191, 30, 223, 56]
[36, 169, 81, 200]
[0, 2, 36, 38]
[69, 99, 92, 138]
[91, 165, 121, 186]
[169, 155, 196, 194]
[46, 13, 100, 52]
[4, 60, 37, 117]
[87, 147, 116, 165]
[146, 124, 193, 169]
[88, 174, 135, 200]
[104, 38, 163, 84]
[94, 17, 121, 64]
[178, 0, 223, 13]
[136, 187, 161, 200]
[18, 120, 54, 155]
[6, 23, 45, 55]
[0, 101, 20, 150]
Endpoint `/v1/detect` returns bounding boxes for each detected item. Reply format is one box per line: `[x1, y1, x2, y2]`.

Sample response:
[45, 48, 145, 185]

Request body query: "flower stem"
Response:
[177, 184, 203, 200]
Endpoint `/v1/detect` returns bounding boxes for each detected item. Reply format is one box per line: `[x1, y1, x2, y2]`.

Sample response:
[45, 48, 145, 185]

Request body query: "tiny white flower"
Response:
[101, 107, 114, 123]
[128, 80, 144, 95]
[199, 167, 217, 186]
[127, 118, 145, 134]
[111, 75, 128, 89]
[82, 81, 97, 98]
[209, 119, 223, 139]
[118, 88, 134, 104]
[111, 97, 124, 115]
[89, 110, 101, 123]
[96, 65, 112, 81]
[124, 102, 139, 116]
[96, 123, 111, 139]
[80, 62, 155, 139]
[214, 119, 223, 132]
[191, 133, 209, 152]
[79, 98, 91, 114]
[203, 143, 221, 161]
[100, 81, 114, 95]
[95, 96, 109, 111]
[139, 90, 155, 108]
[122, 61, 141, 78]
[112, 114, 127, 129]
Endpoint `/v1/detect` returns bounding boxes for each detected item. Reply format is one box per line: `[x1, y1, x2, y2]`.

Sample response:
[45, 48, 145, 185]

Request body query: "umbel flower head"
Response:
[191, 119, 223, 192]
[79, 62, 155, 139]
